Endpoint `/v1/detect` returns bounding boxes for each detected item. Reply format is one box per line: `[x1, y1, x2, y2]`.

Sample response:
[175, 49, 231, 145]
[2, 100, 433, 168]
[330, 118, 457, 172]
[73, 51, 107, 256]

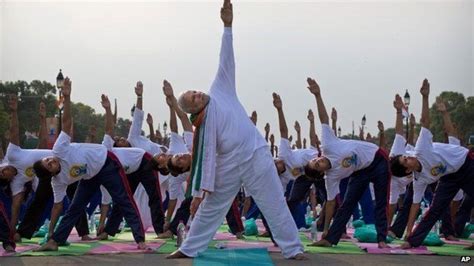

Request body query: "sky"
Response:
[1, 0, 473, 141]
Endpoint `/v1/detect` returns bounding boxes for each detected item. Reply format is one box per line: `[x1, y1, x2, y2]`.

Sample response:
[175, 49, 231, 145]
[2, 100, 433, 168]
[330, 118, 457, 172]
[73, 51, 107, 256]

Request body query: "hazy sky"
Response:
[1, 0, 473, 141]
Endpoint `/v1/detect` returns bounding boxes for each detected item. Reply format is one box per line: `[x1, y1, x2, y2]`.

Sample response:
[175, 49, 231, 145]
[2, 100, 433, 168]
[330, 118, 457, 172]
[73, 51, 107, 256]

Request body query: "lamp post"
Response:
[163, 121, 168, 146]
[337, 126, 341, 138]
[56, 69, 64, 134]
[361, 114, 366, 140]
[404, 90, 411, 139]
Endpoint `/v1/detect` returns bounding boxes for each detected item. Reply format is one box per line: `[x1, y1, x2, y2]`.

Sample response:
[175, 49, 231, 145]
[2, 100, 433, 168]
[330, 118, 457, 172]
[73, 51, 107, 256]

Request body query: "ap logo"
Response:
[460, 256, 471, 263]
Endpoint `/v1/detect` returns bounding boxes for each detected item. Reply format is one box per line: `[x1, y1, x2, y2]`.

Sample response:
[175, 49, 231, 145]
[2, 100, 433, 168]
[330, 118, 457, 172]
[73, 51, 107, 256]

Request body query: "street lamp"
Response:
[404, 90, 411, 139]
[131, 104, 136, 117]
[361, 114, 366, 140]
[163, 121, 168, 136]
[337, 126, 341, 137]
[56, 69, 64, 134]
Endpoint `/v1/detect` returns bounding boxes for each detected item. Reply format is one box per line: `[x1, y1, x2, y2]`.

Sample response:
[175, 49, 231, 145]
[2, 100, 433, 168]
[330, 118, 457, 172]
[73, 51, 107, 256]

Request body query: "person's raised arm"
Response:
[393, 94, 404, 136]
[294, 121, 302, 149]
[250, 111, 257, 126]
[307, 77, 329, 125]
[378, 121, 386, 149]
[163, 80, 193, 132]
[331, 108, 337, 135]
[211, 0, 235, 95]
[420, 79, 430, 129]
[272, 93, 288, 140]
[146, 114, 155, 141]
[408, 114, 416, 146]
[38, 102, 48, 149]
[307, 109, 317, 148]
[270, 134, 275, 157]
[135, 81, 143, 110]
[166, 97, 178, 134]
[264, 123, 270, 143]
[113, 98, 118, 125]
[436, 98, 455, 137]
[61, 78, 72, 136]
[8, 95, 20, 146]
[101, 94, 114, 137]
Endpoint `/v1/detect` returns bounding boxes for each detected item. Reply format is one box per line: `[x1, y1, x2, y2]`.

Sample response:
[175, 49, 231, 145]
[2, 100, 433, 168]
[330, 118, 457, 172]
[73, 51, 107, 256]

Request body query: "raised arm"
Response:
[135, 81, 143, 110]
[101, 94, 114, 137]
[393, 94, 404, 136]
[167, 97, 178, 134]
[408, 114, 416, 146]
[8, 95, 20, 146]
[113, 98, 118, 124]
[272, 93, 288, 139]
[38, 102, 48, 149]
[211, 0, 235, 95]
[307, 77, 329, 125]
[250, 111, 257, 126]
[146, 114, 155, 140]
[270, 134, 275, 157]
[294, 121, 302, 149]
[378, 121, 386, 149]
[264, 123, 270, 143]
[163, 80, 193, 132]
[420, 79, 430, 129]
[307, 109, 317, 148]
[61, 78, 72, 136]
[436, 97, 455, 137]
[331, 108, 337, 134]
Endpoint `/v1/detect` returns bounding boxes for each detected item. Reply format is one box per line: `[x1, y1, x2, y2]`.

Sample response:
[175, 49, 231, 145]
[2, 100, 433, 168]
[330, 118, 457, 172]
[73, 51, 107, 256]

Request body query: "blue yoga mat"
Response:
[193, 248, 274, 266]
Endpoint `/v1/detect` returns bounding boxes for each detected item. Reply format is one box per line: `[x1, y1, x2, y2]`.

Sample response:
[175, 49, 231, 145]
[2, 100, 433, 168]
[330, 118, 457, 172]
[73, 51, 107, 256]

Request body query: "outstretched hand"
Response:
[221, 0, 233, 27]
[163, 80, 174, 98]
[393, 94, 404, 111]
[409, 114, 416, 127]
[135, 81, 143, 96]
[420, 79, 430, 97]
[147, 113, 153, 125]
[264, 123, 270, 133]
[294, 121, 301, 132]
[377, 121, 384, 132]
[331, 108, 337, 121]
[307, 77, 320, 96]
[307, 109, 314, 121]
[62, 77, 72, 97]
[435, 97, 447, 113]
[101, 94, 111, 109]
[272, 93, 283, 110]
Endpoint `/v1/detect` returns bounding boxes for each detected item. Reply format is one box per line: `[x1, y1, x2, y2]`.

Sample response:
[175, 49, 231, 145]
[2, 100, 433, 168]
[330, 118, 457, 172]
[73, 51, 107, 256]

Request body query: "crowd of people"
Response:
[1, 0, 473, 260]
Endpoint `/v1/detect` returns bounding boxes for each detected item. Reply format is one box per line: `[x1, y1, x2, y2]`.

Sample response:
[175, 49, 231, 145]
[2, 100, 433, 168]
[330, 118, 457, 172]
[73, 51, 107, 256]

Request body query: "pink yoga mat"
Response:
[305, 232, 354, 242]
[217, 240, 281, 253]
[87, 241, 165, 255]
[213, 232, 237, 241]
[442, 239, 472, 246]
[357, 243, 434, 255]
[0, 244, 39, 256]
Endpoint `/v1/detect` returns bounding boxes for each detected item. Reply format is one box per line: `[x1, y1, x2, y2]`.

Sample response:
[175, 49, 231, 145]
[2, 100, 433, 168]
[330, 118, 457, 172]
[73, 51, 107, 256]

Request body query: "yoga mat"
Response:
[0, 244, 39, 257]
[442, 239, 473, 246]
[301, 236, 364, 254]
[87, 241, 164, 255]
[216, 240, 280, 253]
[156, 239, 219, 254]
[19, 242, 100, 256]
[357, 243, 434, 255]
[213, 232, 237, 241]
[193, 248, 273, 266]
[428, 244, 474, 257]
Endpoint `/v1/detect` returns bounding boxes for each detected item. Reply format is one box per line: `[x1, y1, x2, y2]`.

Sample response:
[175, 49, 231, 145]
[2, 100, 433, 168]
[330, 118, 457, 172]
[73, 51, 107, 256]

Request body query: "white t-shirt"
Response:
[278, 138, 318, 179]
[183, 131, 194, 153]
[6, 143, 51, 196]
[389, 134, 414, 204]
[321, 124, 379, 200]
[128, 108, 166, 156]
[51, 131, 107, 203]
[168, 132, 190, 200]
[413, 127, 468, 183]
[103, 134, 145, 174]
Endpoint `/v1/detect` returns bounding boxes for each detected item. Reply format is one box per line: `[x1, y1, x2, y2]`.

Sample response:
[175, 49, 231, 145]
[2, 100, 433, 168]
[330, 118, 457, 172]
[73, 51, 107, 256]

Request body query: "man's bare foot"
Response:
[378, 242, 390, 248]
[13, 233, 22, 243]
[259, 231, 270, 237]
[400, 242, 412, 249]
[156, 230, 174, 239]
[308, 239, 331, 247]
[236, 232, 245, 239]
[81, 235, 94, 241]
[464, 244, 474, 250]
[387, 230, 396, 238]
[4, 244, 15, 253]
[444, 235, 459, 241]
[166, 250, 191, 259]
[34, 239, 58, 252]
[95, 232, 109, 240]
[137, 242, 151, 250]
[290, 253, 308, 260]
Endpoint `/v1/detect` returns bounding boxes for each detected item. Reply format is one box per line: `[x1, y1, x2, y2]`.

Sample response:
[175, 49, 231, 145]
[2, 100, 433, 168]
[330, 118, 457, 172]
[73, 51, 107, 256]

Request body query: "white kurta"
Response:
[179, 27, 303, 259]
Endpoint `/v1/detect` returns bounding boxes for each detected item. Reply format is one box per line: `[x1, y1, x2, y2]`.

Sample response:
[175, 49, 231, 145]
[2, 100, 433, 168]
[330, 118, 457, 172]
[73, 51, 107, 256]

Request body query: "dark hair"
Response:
[167, 157, 183, 177]
[390, 155, 411, 177]
[33, 160, 53, 179]
[304, 164, 324, 180]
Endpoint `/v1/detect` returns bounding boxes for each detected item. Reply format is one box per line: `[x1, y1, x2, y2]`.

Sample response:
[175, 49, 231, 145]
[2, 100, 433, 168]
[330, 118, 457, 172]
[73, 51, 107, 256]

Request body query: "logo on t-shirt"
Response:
[69, 164, 88, 178]
[25, 166, 35, 180]
[430, 164, 447, 177]
[341, 154, 358, 168]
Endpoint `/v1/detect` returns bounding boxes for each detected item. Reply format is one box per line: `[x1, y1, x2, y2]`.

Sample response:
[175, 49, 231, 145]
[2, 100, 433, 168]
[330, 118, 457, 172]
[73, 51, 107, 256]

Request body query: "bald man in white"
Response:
[168, 0, 305, 260]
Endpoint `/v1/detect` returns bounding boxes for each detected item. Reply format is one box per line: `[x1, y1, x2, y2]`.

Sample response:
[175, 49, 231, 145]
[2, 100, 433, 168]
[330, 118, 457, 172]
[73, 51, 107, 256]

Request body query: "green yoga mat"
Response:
[428, 244, 474, 257]
[193, 248, 274, 266]
[19, 242, 100, 256]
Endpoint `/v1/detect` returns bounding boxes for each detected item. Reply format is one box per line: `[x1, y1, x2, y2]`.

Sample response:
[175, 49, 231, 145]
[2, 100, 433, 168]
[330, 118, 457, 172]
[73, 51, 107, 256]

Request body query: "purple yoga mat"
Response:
[0, 244, 38, 256]
[442, 238, 472, 246]
[213, 232, 237, 241]
[87, 241, 165, 255]
[217, 240, 281, 253]
[357, 243, 435, 255]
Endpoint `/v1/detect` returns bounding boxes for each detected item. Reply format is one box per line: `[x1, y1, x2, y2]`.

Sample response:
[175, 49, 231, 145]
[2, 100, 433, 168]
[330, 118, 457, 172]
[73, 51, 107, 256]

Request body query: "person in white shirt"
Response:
[32, 77, 147, 252]
[396, 80, 474, 249]
[95, 94, 165, 239]
[305, 77, 390, 249]
[167, 1, 305, 260]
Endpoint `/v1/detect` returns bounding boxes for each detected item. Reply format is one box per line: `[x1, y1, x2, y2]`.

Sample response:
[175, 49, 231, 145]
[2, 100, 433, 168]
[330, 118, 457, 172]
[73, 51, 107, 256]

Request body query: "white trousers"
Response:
[179, 147, 303, 258]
